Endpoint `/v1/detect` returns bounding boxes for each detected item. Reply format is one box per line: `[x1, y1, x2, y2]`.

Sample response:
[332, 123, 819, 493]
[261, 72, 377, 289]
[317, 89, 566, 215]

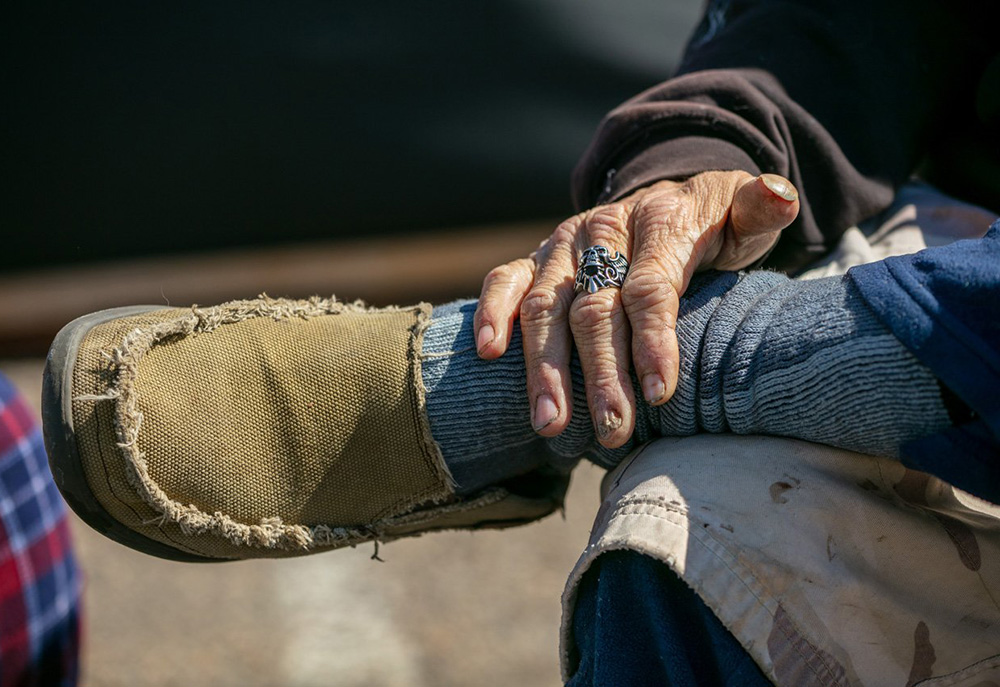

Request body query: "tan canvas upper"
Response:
[71, 298, 456, 559]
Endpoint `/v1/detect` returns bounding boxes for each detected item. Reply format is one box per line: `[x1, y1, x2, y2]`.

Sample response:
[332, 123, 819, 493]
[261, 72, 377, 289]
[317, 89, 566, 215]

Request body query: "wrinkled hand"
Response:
[474, 170, 800, 448]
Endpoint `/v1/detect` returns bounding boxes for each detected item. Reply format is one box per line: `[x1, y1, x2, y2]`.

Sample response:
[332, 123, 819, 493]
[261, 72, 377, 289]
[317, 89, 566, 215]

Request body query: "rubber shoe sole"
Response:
[43, 305, 216, 562]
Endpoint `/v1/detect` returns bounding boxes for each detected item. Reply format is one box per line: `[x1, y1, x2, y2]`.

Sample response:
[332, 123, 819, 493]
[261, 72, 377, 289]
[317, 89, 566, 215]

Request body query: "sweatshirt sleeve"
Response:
[572, 0, 988, 273]
[848, 220, 1000, 502]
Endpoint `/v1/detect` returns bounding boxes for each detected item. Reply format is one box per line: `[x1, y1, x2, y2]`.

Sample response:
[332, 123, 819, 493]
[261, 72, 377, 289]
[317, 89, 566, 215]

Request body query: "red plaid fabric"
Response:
[0, 373, 81, 687]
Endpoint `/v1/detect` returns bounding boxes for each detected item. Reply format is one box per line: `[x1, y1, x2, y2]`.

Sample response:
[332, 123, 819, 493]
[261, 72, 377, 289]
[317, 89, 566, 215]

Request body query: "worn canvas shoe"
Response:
[42, 296, 567, 562]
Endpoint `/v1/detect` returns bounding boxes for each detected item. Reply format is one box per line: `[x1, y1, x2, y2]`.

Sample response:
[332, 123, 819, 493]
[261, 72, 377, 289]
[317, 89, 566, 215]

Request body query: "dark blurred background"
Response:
[4, 0, 700, 269]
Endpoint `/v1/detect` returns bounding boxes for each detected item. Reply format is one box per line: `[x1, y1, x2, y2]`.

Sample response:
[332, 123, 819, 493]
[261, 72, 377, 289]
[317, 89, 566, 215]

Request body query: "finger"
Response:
[570, 286, 636, 448]
[620, 258, 681, 406]
[519, 221, 579, 436]
[475, 257, 536, 359]
[570, 206, 636, 448]
[622, 198, 689, 406]
[716, 173, 800, 269]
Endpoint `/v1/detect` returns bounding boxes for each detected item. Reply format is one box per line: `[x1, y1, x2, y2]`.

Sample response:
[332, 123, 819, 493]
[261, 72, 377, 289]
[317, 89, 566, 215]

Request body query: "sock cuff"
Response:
[421, 300, 555, 494]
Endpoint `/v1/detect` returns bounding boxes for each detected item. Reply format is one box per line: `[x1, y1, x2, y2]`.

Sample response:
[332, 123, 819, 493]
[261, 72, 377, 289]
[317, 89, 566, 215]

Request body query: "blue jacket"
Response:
[850, 219, 1000, 503]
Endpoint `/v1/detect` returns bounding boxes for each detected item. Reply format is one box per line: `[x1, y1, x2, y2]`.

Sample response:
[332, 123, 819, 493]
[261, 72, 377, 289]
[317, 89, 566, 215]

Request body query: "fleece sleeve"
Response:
[572, 0, 989, 273]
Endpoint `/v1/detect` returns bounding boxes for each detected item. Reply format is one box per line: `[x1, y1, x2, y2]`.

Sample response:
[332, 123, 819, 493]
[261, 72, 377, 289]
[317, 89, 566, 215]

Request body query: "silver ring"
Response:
[574, 245, 629, 294]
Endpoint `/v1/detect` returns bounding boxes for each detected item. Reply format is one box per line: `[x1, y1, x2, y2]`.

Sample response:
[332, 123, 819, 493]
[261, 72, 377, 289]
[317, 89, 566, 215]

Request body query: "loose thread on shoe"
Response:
[366, 529, 387, 563]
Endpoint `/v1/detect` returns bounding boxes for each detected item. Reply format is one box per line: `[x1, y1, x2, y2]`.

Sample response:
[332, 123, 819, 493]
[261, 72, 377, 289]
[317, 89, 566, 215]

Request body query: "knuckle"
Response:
[685, 173, 743, 220]
[529, 241, 549, 263]
[621, 269, 677, 312]
[514, 256, 536, 273]
[633, 195, 689, 235]
[520, 288, 563, 325]
[584, 204, 630, 244]
[569, 294, 615, 333]
[551, 219, 580, 246]
[484, 263, 514, 286]
[530, 219, 579, 264]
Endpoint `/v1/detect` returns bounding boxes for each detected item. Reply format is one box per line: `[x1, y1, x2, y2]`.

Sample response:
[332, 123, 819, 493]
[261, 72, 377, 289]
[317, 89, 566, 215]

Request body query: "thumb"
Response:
[732, 173, 799, 236]
[716, 173, 800, 269]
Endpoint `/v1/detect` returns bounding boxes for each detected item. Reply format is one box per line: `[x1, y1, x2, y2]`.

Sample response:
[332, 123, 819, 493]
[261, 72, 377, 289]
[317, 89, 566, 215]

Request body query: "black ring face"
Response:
[574, 245, 629, 294]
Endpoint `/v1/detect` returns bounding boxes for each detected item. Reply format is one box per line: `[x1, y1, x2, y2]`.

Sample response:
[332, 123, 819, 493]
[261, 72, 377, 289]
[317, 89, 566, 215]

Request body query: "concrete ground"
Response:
[2, 355, 605, 687]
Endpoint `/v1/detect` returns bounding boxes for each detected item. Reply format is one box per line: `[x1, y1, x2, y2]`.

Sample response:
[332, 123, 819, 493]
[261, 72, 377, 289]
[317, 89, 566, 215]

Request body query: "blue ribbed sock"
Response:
[421, 271, 951, 494]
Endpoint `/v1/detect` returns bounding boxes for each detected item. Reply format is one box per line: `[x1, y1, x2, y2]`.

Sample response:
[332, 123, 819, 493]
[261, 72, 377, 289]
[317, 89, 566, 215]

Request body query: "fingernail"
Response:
[595, 407, 623, 440]
[476, 324, 495, 353]
[760, 174, 798, 202]
[533, 394, 559, 431]
[642, 373, 666, 404]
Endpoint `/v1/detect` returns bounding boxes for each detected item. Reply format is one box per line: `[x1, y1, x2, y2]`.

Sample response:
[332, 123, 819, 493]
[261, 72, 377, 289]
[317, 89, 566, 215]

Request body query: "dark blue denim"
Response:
[566, 550, 772, 687]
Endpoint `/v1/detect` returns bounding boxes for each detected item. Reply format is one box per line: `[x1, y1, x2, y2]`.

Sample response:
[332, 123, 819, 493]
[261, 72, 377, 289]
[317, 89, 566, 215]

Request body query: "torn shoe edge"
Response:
[99, 294, 460, 551]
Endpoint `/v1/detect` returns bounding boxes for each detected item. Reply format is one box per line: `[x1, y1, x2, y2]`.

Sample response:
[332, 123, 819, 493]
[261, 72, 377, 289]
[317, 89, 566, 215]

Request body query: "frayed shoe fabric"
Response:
[42, 296, 566, 562]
